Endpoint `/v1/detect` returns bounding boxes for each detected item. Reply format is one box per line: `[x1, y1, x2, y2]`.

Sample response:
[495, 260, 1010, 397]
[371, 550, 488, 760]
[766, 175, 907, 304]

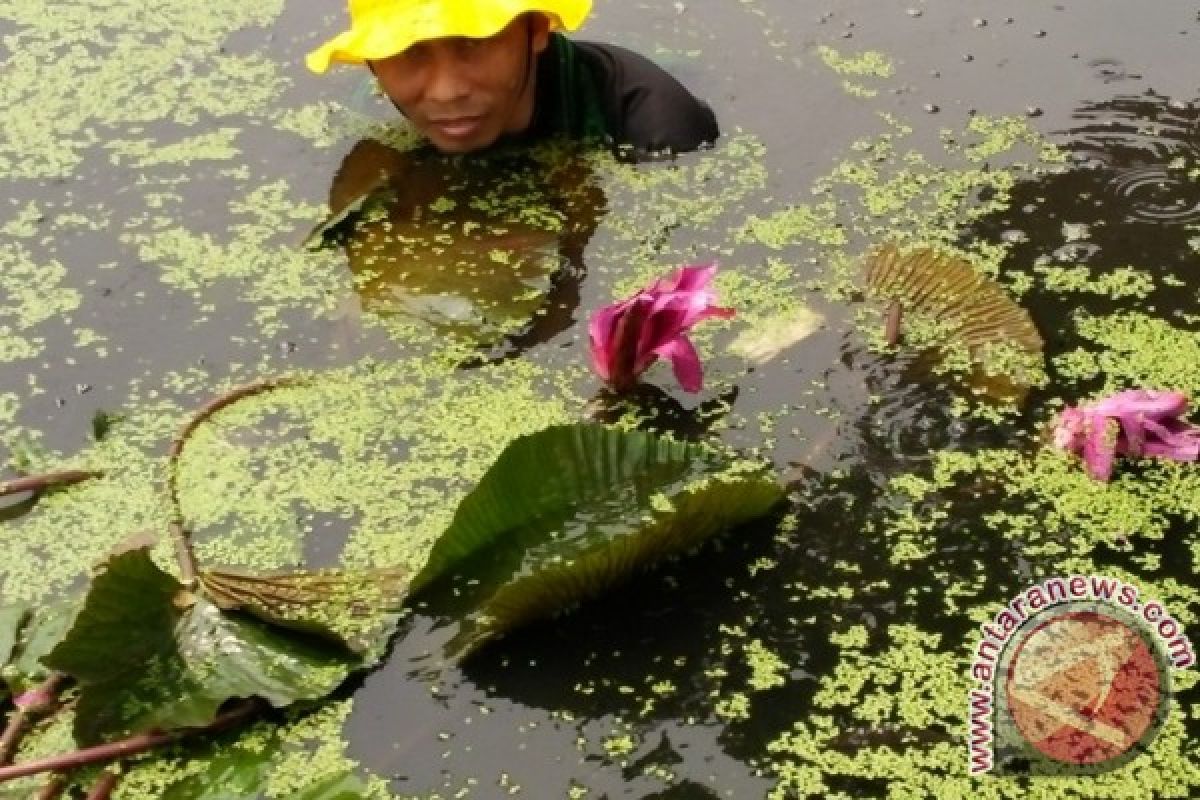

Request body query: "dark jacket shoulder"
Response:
[533, 35, 719, 158]
[573, 40, 719, 156]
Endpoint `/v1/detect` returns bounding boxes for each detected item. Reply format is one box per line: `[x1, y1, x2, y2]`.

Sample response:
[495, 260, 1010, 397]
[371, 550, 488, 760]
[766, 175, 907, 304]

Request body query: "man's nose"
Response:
[424, 51, 471, 105]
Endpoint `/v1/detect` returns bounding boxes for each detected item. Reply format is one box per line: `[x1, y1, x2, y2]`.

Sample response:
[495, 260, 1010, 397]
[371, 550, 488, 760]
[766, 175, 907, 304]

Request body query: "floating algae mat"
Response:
[4, 0, 1200, 797]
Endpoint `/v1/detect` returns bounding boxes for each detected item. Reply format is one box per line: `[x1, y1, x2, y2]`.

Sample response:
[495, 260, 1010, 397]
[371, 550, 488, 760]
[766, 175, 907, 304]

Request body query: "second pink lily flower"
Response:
[1052, 389, 1200, 481]
[588, 263, 735, 393]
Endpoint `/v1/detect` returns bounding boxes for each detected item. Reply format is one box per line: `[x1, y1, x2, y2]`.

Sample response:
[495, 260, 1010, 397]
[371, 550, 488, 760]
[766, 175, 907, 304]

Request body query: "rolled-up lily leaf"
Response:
[865, 242, 1044, 399]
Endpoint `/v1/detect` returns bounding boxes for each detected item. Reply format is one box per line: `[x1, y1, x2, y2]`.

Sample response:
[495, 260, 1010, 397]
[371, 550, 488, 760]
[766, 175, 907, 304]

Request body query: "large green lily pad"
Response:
[44, 547, 357, 744]
[411, 424, 784, 659]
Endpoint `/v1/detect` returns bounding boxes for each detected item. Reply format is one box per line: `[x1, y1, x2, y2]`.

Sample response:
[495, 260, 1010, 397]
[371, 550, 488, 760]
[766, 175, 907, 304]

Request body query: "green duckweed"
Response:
[0, 242, 82, 363]
[4, 0, 1200, 795]
[1035, 264, 1157, 300]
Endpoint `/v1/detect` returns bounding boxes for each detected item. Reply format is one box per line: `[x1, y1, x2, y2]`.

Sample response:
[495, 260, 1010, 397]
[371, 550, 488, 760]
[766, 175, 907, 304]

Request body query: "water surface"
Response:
[2, 1, 1200, 797]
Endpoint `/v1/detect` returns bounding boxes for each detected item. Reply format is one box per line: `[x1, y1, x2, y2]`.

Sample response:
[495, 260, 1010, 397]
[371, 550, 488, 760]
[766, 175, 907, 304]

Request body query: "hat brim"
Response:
[306, 0, 591, 74]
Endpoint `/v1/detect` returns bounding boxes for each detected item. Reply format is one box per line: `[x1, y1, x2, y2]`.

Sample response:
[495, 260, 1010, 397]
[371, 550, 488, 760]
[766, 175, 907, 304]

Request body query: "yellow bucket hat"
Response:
[306, 0, 593, 74]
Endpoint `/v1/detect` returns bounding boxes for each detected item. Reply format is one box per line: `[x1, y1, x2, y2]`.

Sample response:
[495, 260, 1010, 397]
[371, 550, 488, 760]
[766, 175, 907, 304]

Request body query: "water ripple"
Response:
[1058, 93, 1200, 225]
[1109, 166, 1200, 224]
[1062, 92, 1200, 163]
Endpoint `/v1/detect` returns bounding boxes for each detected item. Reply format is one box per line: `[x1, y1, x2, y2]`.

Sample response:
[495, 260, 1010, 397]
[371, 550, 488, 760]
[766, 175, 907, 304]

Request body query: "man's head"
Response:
[307, 0, 592, 153]
[370, 14, 550, 153]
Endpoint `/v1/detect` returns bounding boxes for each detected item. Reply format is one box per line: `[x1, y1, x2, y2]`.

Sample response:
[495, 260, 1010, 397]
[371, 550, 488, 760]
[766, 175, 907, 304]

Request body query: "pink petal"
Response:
[648, 262, 719, 295]
[633, 297, 694, 371]
[652, 335, 705, 393]
[1056, 389, 1200, 479]
[1116, 411, 1148, 457]
[1081, 416, 1119, 481]
[634, 296, 728, 373]
[587, 262, 733, 393]
[587, 300, 630, 381]
[14, 687, 54, 710]
[1091, 389, 1188, 421]
[1053, 408, 1086, 452]
[1141, 418, 1200, 462]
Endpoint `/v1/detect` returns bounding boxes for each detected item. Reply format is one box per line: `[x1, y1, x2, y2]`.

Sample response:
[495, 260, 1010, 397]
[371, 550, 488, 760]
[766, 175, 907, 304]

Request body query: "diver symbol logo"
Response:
[967, 576, 1192, 776]
[999, 608, 1167, 770]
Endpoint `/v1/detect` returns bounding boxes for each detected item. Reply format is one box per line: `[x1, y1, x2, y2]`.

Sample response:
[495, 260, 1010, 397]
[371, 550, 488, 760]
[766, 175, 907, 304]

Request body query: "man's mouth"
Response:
[428, 115, 485, 139]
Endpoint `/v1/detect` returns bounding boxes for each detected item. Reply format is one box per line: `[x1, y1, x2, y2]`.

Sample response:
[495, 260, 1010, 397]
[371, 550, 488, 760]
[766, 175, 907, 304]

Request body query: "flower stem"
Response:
[0, 700, 260, 784]
[885, 302, 903, 347]
[0, 470, 102, 499]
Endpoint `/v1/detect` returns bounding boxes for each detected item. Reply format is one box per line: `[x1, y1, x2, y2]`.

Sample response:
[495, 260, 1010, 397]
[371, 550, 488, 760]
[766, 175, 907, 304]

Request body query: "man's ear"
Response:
[529, 12, 552, 55]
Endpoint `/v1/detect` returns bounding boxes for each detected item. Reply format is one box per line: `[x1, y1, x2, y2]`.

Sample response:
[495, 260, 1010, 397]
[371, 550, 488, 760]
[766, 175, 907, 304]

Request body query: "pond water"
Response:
[3, 0, 1200, 797]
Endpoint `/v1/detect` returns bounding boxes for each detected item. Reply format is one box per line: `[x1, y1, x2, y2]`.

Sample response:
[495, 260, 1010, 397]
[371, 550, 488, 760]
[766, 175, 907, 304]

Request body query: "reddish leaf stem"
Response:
[166, 377, 299, 584]
[84, 769, 120, 800]
[35, 774, 67, 799]
[0, 470, 102, 499]
[0, 701, 260, 784]
[0, 712, 30, 764]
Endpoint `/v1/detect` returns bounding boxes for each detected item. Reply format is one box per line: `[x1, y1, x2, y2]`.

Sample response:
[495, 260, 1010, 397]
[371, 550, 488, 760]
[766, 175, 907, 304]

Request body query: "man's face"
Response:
[370, 15, 551, 154]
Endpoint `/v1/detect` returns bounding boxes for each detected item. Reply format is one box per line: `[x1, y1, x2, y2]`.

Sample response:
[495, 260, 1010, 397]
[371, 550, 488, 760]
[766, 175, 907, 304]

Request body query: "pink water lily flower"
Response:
[589, 263, 735, 393]
[1052, 389, 1200, 481]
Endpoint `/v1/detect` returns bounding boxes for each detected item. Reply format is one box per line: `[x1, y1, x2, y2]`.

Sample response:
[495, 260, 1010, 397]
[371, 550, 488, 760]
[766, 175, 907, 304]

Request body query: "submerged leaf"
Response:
[412, 424, 783, 659]
[159, 737, 368, 800]
[44, 547, 356, 744]
[729, 308, 825, 365]
[345, 206, 566, 342]
[316, 140, 596, 347]
[199, 566, 409, 660]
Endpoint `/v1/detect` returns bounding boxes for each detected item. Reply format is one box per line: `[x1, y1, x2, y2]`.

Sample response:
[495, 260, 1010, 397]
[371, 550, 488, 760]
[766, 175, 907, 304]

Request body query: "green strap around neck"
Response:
[549, 34, 609, 142]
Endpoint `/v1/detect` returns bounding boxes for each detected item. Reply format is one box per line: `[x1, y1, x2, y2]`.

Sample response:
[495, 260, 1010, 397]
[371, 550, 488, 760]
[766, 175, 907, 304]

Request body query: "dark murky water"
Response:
[3, 1, 1200, 797]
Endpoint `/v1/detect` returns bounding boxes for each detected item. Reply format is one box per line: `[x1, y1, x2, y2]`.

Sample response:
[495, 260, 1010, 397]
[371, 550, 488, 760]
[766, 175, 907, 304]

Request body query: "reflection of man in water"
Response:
[311, 137, 605, 353]
[306, 0, 719, 159]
